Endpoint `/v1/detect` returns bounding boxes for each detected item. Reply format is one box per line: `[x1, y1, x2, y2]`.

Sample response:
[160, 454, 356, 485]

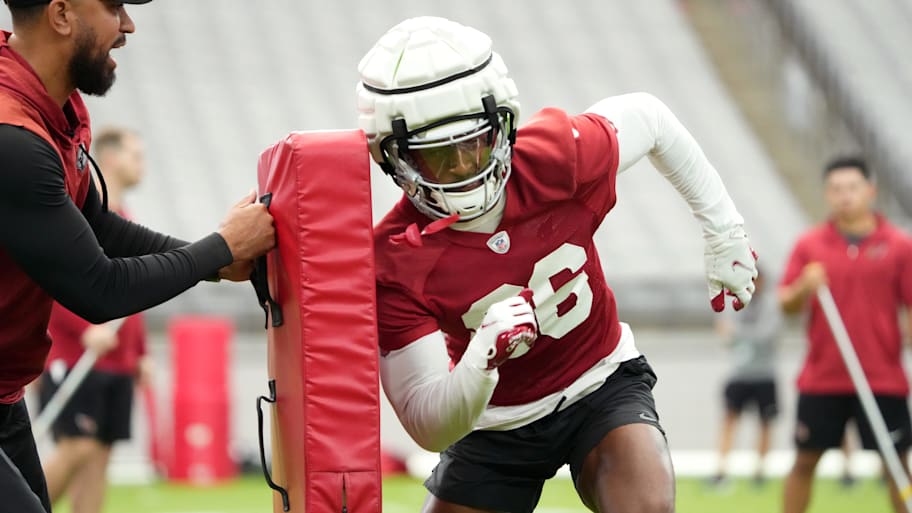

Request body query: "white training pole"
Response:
[32, 318, 125, 443]
[817, 285, 912, 512]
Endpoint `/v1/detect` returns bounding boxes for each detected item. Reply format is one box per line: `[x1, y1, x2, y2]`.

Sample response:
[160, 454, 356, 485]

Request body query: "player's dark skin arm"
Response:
[0, 125, 232, 323]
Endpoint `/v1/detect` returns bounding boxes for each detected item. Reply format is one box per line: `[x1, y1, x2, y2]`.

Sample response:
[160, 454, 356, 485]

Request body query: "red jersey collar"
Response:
[824, 212, 888, 243]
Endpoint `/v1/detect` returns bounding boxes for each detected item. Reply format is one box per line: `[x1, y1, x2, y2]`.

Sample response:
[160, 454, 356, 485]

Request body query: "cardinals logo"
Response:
[486, 230, 511, 254]
[865, 242, 888, 260]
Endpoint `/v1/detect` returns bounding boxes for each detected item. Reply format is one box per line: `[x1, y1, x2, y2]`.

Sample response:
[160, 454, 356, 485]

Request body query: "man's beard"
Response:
[68, 25, 116, 96]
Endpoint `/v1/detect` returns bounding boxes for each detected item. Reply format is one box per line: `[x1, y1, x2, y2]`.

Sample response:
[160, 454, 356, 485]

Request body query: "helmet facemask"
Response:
[379, 95, 517, 221]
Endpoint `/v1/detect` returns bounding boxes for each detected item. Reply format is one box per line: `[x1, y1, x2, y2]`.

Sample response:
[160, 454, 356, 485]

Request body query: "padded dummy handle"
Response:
[257, 379, 290, 511]
[250, 193, 284, 328]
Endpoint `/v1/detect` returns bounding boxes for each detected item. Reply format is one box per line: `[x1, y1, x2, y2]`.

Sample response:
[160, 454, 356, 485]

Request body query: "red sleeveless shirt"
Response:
[0, 31, 93, 403]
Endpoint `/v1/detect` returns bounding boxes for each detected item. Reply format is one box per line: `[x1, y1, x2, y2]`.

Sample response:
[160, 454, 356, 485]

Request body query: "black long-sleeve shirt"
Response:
[0, 124, 233, 323]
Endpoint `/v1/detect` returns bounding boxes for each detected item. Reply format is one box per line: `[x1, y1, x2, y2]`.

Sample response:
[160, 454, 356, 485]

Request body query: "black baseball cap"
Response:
[6, 0, 152, 6]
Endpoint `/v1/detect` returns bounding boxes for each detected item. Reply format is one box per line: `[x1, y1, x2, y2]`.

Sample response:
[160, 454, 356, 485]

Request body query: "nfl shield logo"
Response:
[486, 230, 511, 254]
[76, 146, 88, 173]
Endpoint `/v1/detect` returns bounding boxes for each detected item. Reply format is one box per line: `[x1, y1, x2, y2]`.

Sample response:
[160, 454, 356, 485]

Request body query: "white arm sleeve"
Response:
[379, 331, 498, 452]
[585, 92, 743, 232]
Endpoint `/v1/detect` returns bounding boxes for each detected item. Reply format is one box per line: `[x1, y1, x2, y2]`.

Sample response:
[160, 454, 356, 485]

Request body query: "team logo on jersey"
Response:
[486, 230, 511, 254]
[76, 146, 88, 173]
[865, 242, 888, 260]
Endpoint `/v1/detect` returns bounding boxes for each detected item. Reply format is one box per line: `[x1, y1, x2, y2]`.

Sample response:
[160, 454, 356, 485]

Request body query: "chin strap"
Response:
[390, 214, 460, 247]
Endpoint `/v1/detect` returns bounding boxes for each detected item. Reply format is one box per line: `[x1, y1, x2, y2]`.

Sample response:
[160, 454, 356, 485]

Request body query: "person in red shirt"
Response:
[358, 17, 758, 513]
[0, 2, 275, 512]
[38, 127, 150, 513]
[780, 156, 912, 513]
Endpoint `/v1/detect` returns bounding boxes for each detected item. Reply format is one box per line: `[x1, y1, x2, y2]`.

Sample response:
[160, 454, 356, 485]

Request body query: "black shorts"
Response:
[425, 356, 664, 513]
[795, 393, 912, 452]
[724, 378, 778, 421]
[0, 400, 51, 513]
[39, 368, 134, 444]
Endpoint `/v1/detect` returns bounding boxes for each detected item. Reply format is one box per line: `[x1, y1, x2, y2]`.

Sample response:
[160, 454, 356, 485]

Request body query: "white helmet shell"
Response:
[357, 16, 519, 139]
[357, 16, 520, 220]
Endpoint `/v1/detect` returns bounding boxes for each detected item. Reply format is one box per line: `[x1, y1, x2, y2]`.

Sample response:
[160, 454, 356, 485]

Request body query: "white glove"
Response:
[703, 224, 758, 312]
[463, 292, 538, 370]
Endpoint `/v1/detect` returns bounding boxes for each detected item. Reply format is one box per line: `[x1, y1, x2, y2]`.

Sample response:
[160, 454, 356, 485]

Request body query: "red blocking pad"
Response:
[256, 131, 380, 513]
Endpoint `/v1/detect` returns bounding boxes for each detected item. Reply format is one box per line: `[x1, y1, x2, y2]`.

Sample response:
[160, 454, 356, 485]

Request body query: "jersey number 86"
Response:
[460, 243, 594, 341]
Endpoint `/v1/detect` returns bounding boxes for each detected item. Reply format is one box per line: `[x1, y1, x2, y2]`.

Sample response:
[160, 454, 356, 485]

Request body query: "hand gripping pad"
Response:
[256, 131, 380, 513]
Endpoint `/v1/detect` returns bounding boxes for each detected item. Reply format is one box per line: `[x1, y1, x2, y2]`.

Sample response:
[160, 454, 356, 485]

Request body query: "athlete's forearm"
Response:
[903, 306, 912, 346]
[779, 281, 812, 314]
[380, 331, 498, 452]
[585, 92, 743, 233]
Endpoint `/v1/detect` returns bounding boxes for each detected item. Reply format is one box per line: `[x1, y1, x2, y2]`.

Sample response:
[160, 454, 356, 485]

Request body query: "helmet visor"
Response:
[405, 128, 496, 186]
[383, 115, 499, 188]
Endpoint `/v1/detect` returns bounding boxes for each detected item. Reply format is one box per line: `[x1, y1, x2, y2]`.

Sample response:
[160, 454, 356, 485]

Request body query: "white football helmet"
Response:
[357, 16, 520, 221]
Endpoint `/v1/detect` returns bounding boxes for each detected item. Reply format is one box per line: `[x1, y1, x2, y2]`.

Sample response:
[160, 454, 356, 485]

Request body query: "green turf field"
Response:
[53, 475, 891, 513]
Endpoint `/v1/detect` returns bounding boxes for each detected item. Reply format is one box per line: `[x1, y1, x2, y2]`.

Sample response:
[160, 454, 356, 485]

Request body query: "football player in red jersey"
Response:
[357, 17, 758, 513]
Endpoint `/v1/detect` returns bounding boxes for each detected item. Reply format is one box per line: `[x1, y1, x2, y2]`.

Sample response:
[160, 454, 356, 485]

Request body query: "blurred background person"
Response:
[708, 267, 782, 489]
[779, 156, 912, 513]
[38, 127, 153, 513]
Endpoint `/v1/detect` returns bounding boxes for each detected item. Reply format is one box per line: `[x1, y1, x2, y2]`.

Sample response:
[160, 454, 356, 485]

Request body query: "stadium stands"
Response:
[769, 0, 912, 219]
[0, 0, 808, 326]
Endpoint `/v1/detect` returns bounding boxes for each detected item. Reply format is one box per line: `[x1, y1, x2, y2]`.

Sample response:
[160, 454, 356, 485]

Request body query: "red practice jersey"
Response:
[374, 108, 622, 406]
[780, 216, 912, 395]
[45, 303, 146, 376]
